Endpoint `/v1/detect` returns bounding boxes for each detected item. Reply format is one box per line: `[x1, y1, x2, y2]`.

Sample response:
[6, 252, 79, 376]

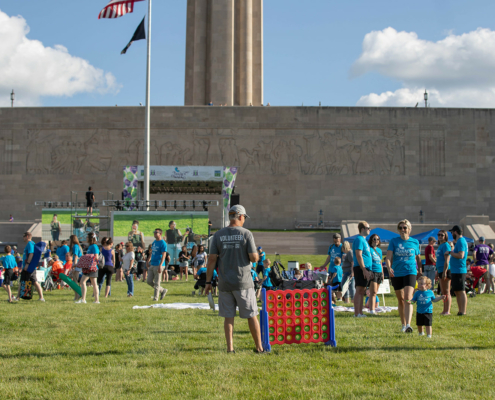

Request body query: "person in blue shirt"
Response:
[56, 240, 70, 266]
[368, 234, 384, 314]
[251, 265, 262, 300]
[365, 288, 380, 309]
[192, 266, 218, 296]
[407, 276, 445, 338]
[352, 222, 372, 317]
[69, 235, 83, 301]
[256, 247, 266, 276]
[320, 233, 343, 277]
[1, 245, 17, 302]
[386, 219, 421, 333]
[262, 259, 273, 290]
[17, 231, 45, 302]
[328, 256, 343, 304]
[147, 228, 168, 301]
[449, 225, 468, 315]
[435, 230, 452, 315]
[77, 232, 100, 304]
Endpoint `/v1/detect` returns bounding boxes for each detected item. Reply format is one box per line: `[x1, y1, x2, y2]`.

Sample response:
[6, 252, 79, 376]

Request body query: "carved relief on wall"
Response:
[420, 130, 445, 176]
[0, 135, 13, 175]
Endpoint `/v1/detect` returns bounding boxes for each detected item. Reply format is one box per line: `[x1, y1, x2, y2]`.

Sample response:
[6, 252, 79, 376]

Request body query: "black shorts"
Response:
[391, 274, 416, 291]
[368, 271, 384, 285]
[256, 265, 264, 275]
[329, 281, 342, 291]
[416, 312, 433, 327]
[86, 201, 94, 208]
[20, 270, 37, 284]
[3, 269, 14, 285]
[353, 266, 367, 288]
[451, 273, 466, 292]
[437, 269, 452, 280]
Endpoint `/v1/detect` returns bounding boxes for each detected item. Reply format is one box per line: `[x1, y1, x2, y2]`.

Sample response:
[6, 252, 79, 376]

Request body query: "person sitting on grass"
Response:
[406, 276, 446, 338]
[49, 255, 65, 282]
[364, 288, 380, 309]
[294, 269, 304, 280]
[0, 245, 17, 302]
[192, 264, 217, 296]
[328, 256, 343, 303]
[262, 259, 273, 290]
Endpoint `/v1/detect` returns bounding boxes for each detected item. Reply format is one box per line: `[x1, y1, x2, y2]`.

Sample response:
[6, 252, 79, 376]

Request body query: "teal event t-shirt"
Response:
[0, 255, 17, 269]
[450, 237, 468, 274]
[435, 242, 451, 273]
[329, 263, 343, 283]
[23, 240, 35, 268]
[412, 289, 436, 314]
[387, 237, 420, 277]
[150, 240, 167, 266]
[72, 244, 83, 262]
[87, 244, 100, 255]
[352, 236, 372, 270]
[370, 247, 383, 273]
[327, 243, 343, 273]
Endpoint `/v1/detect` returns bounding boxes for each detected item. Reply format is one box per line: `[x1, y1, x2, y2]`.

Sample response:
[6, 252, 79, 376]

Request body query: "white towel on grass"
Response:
[133, 303, 219, 310]
[333, 306, 398, 313]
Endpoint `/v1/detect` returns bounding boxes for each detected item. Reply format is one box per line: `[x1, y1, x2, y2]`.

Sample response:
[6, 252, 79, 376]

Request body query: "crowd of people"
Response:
[1, 209, 494, 351]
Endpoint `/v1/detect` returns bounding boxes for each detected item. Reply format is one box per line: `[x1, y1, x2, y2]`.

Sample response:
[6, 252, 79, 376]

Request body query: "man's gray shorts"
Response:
[218, 288, 258, 319]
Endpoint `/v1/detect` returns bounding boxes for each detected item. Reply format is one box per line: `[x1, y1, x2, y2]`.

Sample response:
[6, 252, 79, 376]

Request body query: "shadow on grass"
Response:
[0, 349, 127, 359]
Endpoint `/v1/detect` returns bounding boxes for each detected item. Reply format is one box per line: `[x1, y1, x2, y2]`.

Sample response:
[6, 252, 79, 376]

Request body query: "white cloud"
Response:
[352, 27, 495, 107]
[0, 10, 120, 106]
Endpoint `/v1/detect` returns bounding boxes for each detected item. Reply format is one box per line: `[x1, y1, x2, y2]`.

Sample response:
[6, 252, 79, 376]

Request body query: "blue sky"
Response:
[2, 0, 495, 107]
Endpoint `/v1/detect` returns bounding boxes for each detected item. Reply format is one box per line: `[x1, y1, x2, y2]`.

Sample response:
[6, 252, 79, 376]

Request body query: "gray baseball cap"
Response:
[333, 233, 341, 238]
[479, 236, 485, 241]
[229, 204, 250, 218]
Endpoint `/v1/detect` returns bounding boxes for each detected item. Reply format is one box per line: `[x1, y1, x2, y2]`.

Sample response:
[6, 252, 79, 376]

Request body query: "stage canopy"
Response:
[411, 228, 474, 244]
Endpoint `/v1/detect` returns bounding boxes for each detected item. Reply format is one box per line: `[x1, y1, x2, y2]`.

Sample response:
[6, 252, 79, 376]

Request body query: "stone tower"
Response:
[184, 0, 263, 106]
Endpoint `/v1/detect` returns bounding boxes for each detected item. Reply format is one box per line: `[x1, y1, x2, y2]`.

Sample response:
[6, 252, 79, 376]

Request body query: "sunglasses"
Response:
[125, 245, 131, 248]
[373, 238, 379, 241]
[438, 234, 444, 237]
[153, 231, 160, 234]
[365, 226, 371, 230]
[399, 226, 408, 231]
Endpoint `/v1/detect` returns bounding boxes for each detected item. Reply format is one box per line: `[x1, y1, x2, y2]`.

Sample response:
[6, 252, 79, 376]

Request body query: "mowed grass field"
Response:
[113, 214, 209, 237]
[1, 255, 494, 399]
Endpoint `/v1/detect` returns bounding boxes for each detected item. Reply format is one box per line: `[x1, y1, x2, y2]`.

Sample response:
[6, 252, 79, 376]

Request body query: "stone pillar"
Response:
[208, 0, 234, 106]
[184, 0, 208, 106]
[252, 0, 263, 106]
[239, 0, 253, 106]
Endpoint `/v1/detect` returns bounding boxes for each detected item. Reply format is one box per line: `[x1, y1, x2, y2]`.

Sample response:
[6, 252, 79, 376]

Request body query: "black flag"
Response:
[121, 16, 146, 54]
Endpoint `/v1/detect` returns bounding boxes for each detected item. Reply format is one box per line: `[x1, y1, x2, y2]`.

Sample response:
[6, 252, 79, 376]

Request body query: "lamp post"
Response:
[10, 89, 15, 108]
[424, 90, 428, 108]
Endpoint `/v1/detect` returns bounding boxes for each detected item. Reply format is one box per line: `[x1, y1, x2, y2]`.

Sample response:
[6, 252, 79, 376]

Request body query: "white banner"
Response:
[377, 279, 391, 294]
[137, 166, 224, 181]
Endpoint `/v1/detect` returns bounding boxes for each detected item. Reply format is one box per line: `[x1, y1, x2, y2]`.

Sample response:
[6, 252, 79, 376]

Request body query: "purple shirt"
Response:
[474, 244, 493, 266]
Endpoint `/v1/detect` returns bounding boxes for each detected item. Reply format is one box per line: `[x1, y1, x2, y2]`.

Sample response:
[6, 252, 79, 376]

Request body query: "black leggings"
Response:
[194, 281, 205, 290]
[98, 265, 115, 287]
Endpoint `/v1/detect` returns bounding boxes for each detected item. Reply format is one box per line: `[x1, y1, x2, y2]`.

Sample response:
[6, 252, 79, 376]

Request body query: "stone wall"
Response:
[1, 106, 494, 229]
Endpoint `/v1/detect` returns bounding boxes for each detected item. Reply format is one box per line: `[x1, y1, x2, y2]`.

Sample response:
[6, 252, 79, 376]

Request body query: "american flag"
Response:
[98, 0, 145, 19]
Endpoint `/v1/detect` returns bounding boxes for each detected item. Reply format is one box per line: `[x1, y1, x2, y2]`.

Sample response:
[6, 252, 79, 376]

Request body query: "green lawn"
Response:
[1, 270, 494, 399]
[42, 210, 100, 225]
[113, 214, 209, 237]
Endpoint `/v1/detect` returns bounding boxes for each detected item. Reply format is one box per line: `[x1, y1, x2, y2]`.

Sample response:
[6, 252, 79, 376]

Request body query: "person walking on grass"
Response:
[69, 235, 83, 301]
[114, 243, 123, 282]
[449, 225, 468, 315]
[352, 222, 372, 317]
[97, 237, 115, 299]
[435, 230, 452, 315]
[76, 233, 99, 304]
[147, 229, 168, 301]
[123, 242, 136, 297]
[407, 276, 446, 338]
[368, 234, 383, 314]
[341, 241, 355, 304]
[320, 233, 343, 279]
[17, 232, 45, 302]
[386, 219, 421, 333]
[205, 205, 265, 354]
[1, 245, 17, 302]
[193, 245, 208, 276]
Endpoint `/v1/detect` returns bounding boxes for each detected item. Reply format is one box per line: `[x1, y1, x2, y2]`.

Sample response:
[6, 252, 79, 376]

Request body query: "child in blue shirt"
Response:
[192, 266, 217, 296]
[407, 276, 445, 338]
[328, 256, 343, 304]
[251, 265, 262, 300]
[262, 259, 273, 290]
[365, 288, 380, 309]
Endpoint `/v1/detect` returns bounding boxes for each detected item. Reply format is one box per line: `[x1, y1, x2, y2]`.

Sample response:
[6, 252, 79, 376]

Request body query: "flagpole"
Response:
[144, 0, 152, 210]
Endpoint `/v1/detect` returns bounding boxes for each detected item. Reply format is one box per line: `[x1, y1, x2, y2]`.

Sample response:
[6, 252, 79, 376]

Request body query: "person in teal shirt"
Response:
[56, 240, 70, 266]
[256, 247, 266, 275]
[320, 233, 343, 275]
[435, 230, 452, 315]
[407, 276, 445, 338]
[386, 220, 421, 333]
[368, 234, 384, 314]
[1, 245, 17, 302]
[328, 256, 343, 303]
[449, 225, 468, 315]
[262, 259, 273, 289]
[352, 222, 372, 317]
[147, 229, 168, 301]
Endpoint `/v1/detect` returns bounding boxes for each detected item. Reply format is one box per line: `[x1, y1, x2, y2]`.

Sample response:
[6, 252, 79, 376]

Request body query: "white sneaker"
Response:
[75, 299, 86, 304]
[357, 314, 367, 318]
[419, 332, 425, 336]
[93, 301, 100, 304]
[38, 298, 45, 302]
[401, 326, 407, 333]
[405, 325, 413, 333]
[369, 310, 376, 315]
[427, 334, 432, 338]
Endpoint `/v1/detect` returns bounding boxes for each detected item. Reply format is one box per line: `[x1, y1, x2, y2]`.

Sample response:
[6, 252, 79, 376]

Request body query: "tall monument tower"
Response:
[184, 0, 263, 106]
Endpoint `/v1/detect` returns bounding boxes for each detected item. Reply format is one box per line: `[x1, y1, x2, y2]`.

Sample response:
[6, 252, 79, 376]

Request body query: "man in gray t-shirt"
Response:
[205, 205, 264, 353]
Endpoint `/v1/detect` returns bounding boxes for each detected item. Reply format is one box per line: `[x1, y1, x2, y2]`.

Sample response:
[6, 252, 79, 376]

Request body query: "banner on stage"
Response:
[136, 166, 224, 182]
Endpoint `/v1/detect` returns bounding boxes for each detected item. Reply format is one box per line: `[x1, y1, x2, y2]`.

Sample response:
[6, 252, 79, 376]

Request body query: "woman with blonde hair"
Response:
[386, 219, 421, 333]
[76, 232, 100, 304]
[340, 240, 355, 304]
[435, 230, 452, 315]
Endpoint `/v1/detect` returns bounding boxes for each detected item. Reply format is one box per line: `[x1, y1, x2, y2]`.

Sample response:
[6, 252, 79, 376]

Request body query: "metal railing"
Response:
[102, 199, 219, 211]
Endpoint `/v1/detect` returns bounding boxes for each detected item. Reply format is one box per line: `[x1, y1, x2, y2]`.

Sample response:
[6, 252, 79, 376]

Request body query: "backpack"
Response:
[269, 261, 285, 287]
[77, 254, 98, 275]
